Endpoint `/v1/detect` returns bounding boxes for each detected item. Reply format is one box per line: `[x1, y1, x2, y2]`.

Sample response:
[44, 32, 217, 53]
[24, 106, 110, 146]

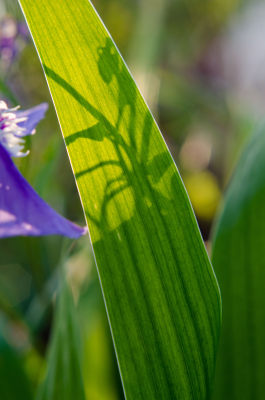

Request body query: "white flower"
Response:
[0, 100, 29, 157]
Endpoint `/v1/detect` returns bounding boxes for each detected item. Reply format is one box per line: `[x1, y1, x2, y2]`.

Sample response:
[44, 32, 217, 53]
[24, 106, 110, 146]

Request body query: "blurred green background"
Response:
[0, 0, 264, 398]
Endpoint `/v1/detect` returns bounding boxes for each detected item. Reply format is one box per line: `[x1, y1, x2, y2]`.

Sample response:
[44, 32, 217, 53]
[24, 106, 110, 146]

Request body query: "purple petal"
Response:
[0, 37, 15, 48]
[0, 144, 87, 238]
[15, 103, 49, 136]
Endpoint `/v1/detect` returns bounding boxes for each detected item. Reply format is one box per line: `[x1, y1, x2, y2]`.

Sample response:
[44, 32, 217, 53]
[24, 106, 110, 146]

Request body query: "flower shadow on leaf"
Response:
[44, 58, 173, 234]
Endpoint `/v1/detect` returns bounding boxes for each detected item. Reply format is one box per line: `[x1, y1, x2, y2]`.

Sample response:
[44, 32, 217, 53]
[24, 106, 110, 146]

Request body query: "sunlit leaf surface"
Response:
[37, 275, 86, 400]
[212, 126, 265, 399]
[19, 0, 221, 398]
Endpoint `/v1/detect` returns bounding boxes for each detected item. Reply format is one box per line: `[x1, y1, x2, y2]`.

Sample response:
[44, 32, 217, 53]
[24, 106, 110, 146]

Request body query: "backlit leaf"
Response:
[19, 1, 221, 398]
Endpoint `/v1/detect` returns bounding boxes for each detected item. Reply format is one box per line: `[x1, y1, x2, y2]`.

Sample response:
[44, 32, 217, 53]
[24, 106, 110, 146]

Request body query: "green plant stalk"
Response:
[128, 0, 169, 110]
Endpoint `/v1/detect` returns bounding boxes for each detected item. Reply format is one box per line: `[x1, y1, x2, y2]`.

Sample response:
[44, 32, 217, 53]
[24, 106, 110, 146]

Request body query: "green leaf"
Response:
[211, 125, 265, 399]
[37, 276, 85, 400]
[19, 1, 221, 398]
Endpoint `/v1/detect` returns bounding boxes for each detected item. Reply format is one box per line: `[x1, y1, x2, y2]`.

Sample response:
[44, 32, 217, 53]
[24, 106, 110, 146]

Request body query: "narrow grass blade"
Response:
[37, 276, 85, 400]
[212, 126, 265, 399]
[19, 1, 221, 398]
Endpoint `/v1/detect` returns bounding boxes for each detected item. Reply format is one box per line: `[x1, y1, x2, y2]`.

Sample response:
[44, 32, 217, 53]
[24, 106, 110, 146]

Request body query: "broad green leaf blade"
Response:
[19, 1, 221, 398]
[37, 276, 85, 400]
[211, 126, 265, 399]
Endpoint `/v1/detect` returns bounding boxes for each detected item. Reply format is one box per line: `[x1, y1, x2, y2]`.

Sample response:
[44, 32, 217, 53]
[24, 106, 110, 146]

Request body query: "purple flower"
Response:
[0, 17, 30, 67]
[0, 101, 86, 238]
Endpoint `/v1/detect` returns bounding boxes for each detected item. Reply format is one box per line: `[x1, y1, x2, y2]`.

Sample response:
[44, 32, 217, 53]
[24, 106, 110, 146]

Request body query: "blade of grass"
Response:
[211, 125, 265, 399]
[37, 273, 85, 400]
[19, 1, 221, 398]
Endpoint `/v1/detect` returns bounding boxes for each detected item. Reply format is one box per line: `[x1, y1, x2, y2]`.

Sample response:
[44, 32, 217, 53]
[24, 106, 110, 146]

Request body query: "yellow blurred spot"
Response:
[24, 348, 44, 387]
[184, 171, 221, 221]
